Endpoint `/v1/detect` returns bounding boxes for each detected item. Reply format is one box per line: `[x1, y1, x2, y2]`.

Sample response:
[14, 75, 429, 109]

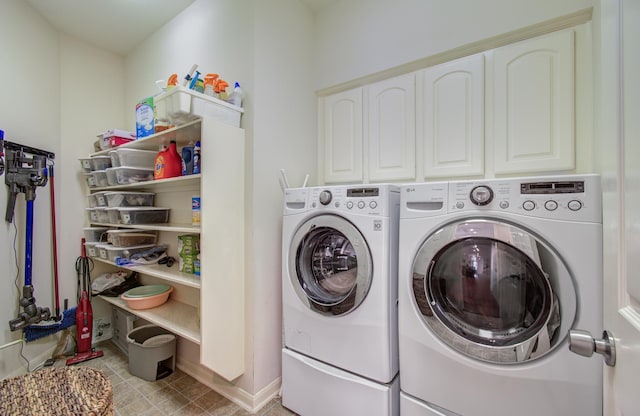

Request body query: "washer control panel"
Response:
[446, 176, 601, 222]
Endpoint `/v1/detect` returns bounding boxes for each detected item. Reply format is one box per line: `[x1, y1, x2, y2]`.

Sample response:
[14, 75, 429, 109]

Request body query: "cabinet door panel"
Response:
[323, 88, 363, 183]
[422, 54, 484, 178]
[368, 74, 415, 181]
[492, 29, 575, 174]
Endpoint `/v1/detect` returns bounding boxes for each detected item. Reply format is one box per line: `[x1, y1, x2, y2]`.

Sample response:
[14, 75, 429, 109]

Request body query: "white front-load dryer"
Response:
[398, 175, 602, 416]
[282, 184, 400, 416]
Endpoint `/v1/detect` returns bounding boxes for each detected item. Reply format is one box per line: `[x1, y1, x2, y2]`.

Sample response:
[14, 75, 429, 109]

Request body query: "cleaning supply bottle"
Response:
[154, 141, 182, 179]
[193, 141, 201, 174]
[181, 142, 195, 175]
[227, 82, 244, 107]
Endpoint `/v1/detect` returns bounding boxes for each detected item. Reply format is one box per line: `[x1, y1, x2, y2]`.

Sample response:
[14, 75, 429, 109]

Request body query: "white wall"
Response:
[0, 0, 125, 379]
[252, 0, 316, 393]
[0, 0, 60, 375]
[124, 0, 316, 399]
[314, 0, 593, 90]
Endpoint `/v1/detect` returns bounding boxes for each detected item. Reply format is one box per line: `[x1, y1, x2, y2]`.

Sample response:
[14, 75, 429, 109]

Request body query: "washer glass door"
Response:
[412, 219, 570, 363]
[290, 214, 372, 316]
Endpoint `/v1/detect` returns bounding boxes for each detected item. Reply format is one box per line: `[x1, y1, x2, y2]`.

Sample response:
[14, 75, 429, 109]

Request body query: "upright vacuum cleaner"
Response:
[67, 238, 103, 365]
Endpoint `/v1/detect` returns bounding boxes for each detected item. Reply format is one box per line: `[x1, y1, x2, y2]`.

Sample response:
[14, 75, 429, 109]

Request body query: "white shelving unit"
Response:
[85, 116, 246, 381]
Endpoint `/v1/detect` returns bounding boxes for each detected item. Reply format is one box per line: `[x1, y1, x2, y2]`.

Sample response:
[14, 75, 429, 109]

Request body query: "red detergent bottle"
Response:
[154, 140, 182, 179]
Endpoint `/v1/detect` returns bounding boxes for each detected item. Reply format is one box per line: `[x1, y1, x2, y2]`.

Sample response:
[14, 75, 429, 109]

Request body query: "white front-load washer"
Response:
[398, 175, 602, 416]
[282, 184, 400, 416]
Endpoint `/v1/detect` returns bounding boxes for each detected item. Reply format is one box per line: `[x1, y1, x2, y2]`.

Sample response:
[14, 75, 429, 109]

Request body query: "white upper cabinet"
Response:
[367, 73, 416, 181]
[319, 25, 583, 184]
[490, 29, 575, 174]
[322, 87, 363, 183]
[420, 53, 485, 178]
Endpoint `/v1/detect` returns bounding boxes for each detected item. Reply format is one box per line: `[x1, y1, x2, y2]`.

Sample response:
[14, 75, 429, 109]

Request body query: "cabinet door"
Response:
[368, 73, 416, 181]
[323, 88, 363, 183]
[491, 29, 575, 174]
[421, 54, 484, 178]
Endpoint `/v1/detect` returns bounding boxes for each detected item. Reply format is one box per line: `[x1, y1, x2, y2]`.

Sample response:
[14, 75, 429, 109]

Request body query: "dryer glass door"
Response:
[412, 219, 566, 363]
[290, 214, 373, 316]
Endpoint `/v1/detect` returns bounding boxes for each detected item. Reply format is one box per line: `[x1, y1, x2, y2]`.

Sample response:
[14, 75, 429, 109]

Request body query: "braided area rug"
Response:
[0, 366, 113, 415]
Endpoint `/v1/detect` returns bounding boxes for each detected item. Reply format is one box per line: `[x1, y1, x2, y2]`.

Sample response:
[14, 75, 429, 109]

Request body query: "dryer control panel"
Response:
[448, 175, 602, 223]
[284, 185, 399, 217]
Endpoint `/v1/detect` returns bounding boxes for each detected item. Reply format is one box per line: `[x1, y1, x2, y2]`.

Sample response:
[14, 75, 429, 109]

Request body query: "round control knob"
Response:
[470, 186, 494, 206]
[369, 201, 377, 209]
[455, 201, 465, 209]
[357, 201, 365, 209]
[346, 201, 354, 209]
[499, 201, 510, 209]
[545, 200, 558, 211]
[523, 200, 536, 211]
[319, 190, 332, 206]
[568, 200, 583, 211]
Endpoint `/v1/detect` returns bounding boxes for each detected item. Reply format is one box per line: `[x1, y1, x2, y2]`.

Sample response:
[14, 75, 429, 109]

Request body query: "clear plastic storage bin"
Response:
[107, 230, 158, 247]
[79, 158, 94, 173]
[84, 241, 100, 257]
[105, 167, 118, 186]
[87, 194, 98, 208]
[95, 243, 111, 260]
[113, 166, 154, 185]
[109, 149, 157, 169]
[91, 156, 112, 171]
[86, 208, 110, 224]
[118, 207, 170, 225]
[106, 208, 121, 224]
[83, 227, 109, 242]
[102, 244, 157, 262]
[105, 192, 155, 208]
[92, 170, 109, 187]
[84, 173, 97, 188]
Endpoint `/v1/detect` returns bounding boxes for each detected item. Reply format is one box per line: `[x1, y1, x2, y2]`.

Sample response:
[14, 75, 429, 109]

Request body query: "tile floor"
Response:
[66, 340, 296, 416]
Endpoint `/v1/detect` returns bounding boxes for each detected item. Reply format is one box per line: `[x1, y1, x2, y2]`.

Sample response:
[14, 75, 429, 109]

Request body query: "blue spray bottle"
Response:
[193, 141, 201, 174]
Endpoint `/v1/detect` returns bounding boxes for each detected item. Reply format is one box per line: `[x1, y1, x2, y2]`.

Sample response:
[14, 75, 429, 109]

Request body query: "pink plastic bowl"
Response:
[121, 286, 173, 310]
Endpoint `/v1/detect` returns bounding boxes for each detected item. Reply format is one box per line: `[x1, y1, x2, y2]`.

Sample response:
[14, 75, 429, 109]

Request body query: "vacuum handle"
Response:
[81, 237, 86, 258]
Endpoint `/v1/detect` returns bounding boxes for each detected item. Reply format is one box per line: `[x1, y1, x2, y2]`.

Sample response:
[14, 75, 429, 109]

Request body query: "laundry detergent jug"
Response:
[154, 140, 182, 179]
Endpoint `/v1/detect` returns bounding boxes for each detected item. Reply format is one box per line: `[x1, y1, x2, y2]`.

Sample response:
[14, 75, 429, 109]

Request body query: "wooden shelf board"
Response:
[99, 295, 200, 345]
[93, 257, 201, 288]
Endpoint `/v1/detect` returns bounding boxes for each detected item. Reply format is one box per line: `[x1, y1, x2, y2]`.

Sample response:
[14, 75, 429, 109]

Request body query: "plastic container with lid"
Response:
[83, 227, 109, 242]
[109, 148, 157, 169]
[104, 191, 155, 208]
[113, 166, 155, 185]
[102, 243, 157, 263]
[107, 230, 158, 247]
[92, 170, 109, 187]
[118, 207, 170, 225]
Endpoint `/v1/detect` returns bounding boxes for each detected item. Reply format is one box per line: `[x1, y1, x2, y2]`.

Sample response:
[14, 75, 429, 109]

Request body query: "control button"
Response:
[499, 201, 509, 209]
[545, 200, 558, 211]
[357, 201, 365, 209]
[369, 201, 377, 209]
[334, 201, 340, 208]
[319, 190, 332, 206]
[568, 200, 583, 211]
[470, 185, 494, 206]
[523, 200, 536, 211]
[346, 201, 354, 209]
[455, 201, 465, 209]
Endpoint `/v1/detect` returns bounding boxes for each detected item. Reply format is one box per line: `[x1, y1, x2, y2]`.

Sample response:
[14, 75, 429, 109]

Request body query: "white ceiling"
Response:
[24, 0, 340, 56]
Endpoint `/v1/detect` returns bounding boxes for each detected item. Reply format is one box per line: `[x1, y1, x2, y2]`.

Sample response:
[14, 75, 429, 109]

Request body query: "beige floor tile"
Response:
[63, 340, 297, 416]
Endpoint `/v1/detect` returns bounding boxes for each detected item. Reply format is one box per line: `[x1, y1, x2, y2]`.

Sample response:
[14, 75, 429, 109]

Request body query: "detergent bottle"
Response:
[154, 140, 182, 179]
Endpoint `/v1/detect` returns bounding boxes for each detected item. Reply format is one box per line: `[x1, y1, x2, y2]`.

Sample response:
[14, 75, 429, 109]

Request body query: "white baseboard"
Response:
[177, 360, 281, 413]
